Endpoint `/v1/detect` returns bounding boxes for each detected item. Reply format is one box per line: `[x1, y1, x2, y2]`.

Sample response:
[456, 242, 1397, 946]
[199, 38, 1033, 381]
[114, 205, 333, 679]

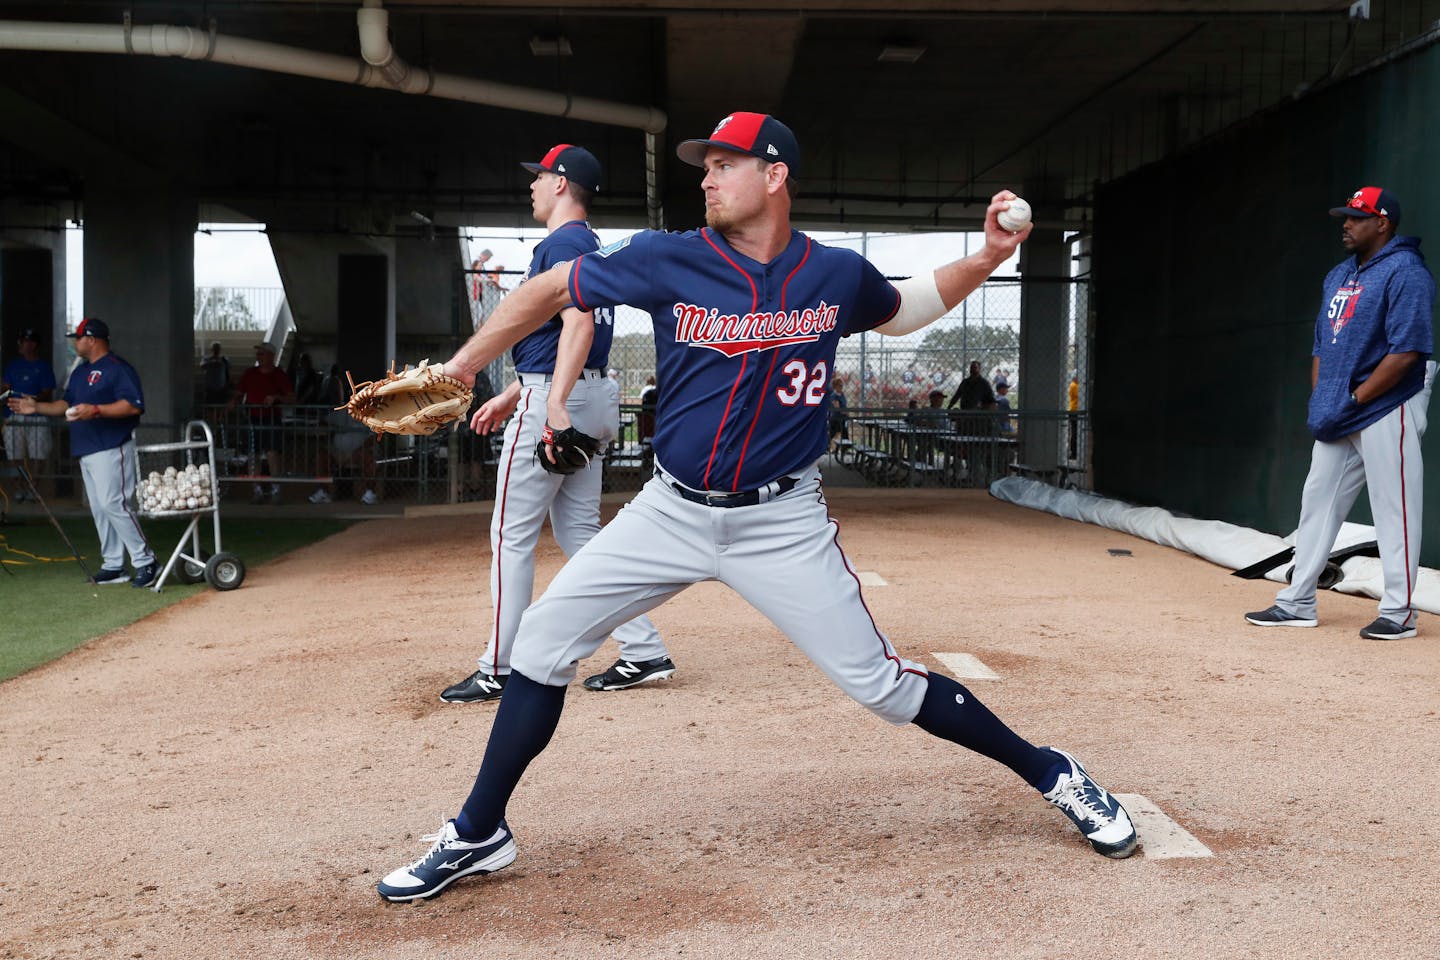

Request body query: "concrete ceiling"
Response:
[0, 0, 1424, 233]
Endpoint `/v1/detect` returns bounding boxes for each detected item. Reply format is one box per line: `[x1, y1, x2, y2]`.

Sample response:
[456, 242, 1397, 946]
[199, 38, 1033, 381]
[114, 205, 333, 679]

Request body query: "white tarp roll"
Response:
[988, 477, 1440, 615]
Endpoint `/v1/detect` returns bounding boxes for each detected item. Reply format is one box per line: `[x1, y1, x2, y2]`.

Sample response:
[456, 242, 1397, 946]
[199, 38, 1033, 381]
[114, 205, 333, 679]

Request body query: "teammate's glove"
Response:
[341, 359, 472, 436]
[535, 423, 603, 475]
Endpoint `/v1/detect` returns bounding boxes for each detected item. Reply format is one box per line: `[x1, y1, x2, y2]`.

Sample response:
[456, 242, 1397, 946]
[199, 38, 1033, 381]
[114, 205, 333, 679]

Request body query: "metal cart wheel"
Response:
[204, 552, 246, 591]
[174, 550, 211, 585]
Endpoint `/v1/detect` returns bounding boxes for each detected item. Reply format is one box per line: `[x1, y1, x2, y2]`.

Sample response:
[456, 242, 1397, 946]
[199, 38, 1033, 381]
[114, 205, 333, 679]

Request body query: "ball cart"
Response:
[134, 420, 246, 592]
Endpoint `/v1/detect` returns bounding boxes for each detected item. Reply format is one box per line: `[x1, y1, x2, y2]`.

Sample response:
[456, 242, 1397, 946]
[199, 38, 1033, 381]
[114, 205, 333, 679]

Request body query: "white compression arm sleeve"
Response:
[875, 272, 947, 336]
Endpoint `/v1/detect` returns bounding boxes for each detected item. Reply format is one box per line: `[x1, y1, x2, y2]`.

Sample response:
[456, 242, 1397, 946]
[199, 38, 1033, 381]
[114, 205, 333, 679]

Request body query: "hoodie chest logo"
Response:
[1327, 281, 1364, 342]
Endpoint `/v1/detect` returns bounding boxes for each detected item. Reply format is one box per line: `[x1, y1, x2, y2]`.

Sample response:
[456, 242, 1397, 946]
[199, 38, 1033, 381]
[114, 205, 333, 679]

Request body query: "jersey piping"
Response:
[700, 228, 760, 490]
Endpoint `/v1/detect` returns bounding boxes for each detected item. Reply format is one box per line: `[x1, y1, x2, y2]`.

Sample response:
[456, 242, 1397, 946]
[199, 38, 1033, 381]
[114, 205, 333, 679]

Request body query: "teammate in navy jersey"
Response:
[7, 317, 157, 587]
[438, 144, 675, 704]
[1246, 186, 1436, 640]
[2, 327, 58, 501]
[376, 113, 1137, 902]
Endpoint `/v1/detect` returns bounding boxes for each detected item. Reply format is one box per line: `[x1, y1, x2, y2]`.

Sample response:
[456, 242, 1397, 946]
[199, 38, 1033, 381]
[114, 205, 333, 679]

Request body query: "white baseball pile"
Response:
[141, 463, 213, 513]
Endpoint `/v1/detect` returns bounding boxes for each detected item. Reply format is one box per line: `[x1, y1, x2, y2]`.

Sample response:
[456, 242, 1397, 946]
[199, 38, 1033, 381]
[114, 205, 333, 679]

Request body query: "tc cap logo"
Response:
[675, 112, 803, 178]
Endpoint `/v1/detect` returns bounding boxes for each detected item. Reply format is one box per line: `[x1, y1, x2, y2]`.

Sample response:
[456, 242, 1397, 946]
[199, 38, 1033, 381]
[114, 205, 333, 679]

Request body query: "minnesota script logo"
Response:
[671, 301, 839, 357]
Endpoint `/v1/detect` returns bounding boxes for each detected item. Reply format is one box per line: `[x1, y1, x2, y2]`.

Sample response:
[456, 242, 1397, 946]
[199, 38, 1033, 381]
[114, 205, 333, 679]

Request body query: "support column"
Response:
[84, 179, 195, 429]
[0, 206, 68, 379]
[269, 226, 396, 375]
[1017, 190, 1069, 473]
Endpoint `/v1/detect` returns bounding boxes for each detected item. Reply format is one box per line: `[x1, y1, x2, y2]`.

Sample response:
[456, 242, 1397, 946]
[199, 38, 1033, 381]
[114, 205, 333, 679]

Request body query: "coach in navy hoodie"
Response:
[1246, 186, 1436, 641]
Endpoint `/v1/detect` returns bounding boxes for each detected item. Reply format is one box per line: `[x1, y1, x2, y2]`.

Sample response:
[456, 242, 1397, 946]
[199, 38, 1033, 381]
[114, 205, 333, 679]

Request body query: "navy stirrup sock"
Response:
[455, 671, 567, 840]
[912, 672, 1056, 788]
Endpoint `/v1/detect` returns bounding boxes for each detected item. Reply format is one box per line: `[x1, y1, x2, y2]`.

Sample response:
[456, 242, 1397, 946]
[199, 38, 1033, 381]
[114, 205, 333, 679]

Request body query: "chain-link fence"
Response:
[454, 266, 1091, 493]
[0, 272, 1090, 514]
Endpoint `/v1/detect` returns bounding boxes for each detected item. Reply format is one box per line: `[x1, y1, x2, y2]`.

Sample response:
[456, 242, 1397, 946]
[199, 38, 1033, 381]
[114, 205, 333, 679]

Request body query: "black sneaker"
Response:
[1243, 605, 1317, 628]
[1358, 617, 1416, 640]
[439, 670, 507, 703]
[130, 563, 159, 589]
[90, 567, 129, 586]
[377, 819, 516, 902]
[582, 656, 677, 691]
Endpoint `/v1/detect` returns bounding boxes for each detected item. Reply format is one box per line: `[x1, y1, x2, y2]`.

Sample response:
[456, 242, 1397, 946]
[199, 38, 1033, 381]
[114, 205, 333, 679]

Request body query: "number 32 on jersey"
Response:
[776, 359, 828, 406]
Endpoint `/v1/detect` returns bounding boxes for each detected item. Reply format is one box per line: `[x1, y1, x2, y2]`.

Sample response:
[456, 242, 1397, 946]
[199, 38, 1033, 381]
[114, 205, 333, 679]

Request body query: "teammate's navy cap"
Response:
[66, 317, 109, 340]
[521, 144, 602, 193]
[1330, 186, 1401, 224]
[677, 112, 802, 178]
[18, 328, 39, 341]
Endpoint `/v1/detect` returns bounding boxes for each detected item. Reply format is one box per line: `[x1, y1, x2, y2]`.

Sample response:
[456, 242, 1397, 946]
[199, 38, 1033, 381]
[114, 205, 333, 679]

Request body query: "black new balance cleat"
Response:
[582, 656, 677, 691]
[1244, 605, 1317, 628]
[1039, 748, 1138, 859]
[1359, 616, 1416, 640]
[440, 670, 507, 703]
[90, 567, 129, 586]
[377, 819, 516, 902]
[130, 563, 158, 589]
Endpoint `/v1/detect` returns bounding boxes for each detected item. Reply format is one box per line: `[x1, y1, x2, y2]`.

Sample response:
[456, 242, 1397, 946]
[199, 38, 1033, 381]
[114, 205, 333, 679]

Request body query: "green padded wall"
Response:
[1093, 42, 1440, 563]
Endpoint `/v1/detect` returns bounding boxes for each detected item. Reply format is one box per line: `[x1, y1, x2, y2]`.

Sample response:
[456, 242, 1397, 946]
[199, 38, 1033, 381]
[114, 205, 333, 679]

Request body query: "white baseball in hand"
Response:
[997, 197, 1032, 233]
[65, 406, 81, 421]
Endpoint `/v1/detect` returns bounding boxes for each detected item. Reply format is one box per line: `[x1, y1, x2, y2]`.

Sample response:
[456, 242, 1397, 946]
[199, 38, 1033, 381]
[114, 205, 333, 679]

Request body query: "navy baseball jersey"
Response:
[569, 227, 899, 491]
[1309, 235, 1435, 441]
[511, 220, 614, 374]
[2, 356, 57, 420]
[64, 353, 145, 457]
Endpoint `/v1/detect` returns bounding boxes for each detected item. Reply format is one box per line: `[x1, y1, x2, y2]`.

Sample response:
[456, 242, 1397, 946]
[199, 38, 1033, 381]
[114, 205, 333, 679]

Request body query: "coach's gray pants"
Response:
[79, 439, 155, 571]
[1276, 363, 1435, 626]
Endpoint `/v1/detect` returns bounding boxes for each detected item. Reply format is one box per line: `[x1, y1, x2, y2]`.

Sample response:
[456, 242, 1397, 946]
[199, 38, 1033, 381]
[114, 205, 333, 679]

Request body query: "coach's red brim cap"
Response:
[677, 112, 802, 178]
[521, 144, 602, 193]
[66, 317, 109, 340]
[1329, 186, 1401, 223]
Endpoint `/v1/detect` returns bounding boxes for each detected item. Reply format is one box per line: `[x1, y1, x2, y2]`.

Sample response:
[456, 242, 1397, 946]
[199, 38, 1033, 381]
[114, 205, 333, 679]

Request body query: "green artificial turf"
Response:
[0, 515, 351, 682]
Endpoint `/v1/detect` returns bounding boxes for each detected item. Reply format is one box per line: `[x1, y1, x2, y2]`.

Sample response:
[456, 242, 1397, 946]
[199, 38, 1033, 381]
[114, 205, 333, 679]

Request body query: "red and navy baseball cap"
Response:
[676, 112, 802, 178]
[521, 144, 602, 193]
[66, 317, 109, 340]
[1330, 186, 1402, 224]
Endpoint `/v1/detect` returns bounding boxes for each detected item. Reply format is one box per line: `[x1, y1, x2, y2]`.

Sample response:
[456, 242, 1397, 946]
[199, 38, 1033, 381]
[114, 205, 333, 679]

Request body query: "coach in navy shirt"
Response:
[1246, 187, 1436, 640]
[7, 317, 157, 587]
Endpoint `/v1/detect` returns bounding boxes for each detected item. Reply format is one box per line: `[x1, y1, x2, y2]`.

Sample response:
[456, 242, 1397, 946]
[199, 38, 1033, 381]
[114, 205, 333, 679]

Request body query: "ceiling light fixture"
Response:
[877, 45, 925, 63]
[529, 36, 573, 57]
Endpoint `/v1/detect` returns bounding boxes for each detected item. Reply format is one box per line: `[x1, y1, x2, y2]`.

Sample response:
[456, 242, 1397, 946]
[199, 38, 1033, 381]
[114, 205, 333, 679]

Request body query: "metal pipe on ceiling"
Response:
[0, 2, 670, 228]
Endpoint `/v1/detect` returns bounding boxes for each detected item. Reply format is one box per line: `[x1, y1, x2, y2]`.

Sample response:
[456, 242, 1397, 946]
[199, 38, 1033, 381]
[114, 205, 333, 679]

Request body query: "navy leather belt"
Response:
[517, 368, 602, 385]
[667, 475, 799, 508]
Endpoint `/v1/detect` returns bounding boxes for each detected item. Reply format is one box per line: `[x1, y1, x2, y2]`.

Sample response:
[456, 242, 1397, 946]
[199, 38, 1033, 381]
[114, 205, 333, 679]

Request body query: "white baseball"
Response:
[65, 406, 80, 421]
[997, 196, 1032, 233]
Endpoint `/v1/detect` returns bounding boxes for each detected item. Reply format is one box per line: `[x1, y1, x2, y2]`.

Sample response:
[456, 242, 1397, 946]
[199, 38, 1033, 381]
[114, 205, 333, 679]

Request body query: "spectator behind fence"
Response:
[200, 340, 231, 405]
[227, 342, 294, 503]
[7, 317, 157, 587]
[996, 381, 1016, 434]
[308, 408, 380, 506]
[1067, 372, 1080, 458]
[472, 251, 507, 328]
[948, 359, 996, 410]
[293, 352, 322, 406]
[3, 327, 57, 501]
[828, 376, 850, 446]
